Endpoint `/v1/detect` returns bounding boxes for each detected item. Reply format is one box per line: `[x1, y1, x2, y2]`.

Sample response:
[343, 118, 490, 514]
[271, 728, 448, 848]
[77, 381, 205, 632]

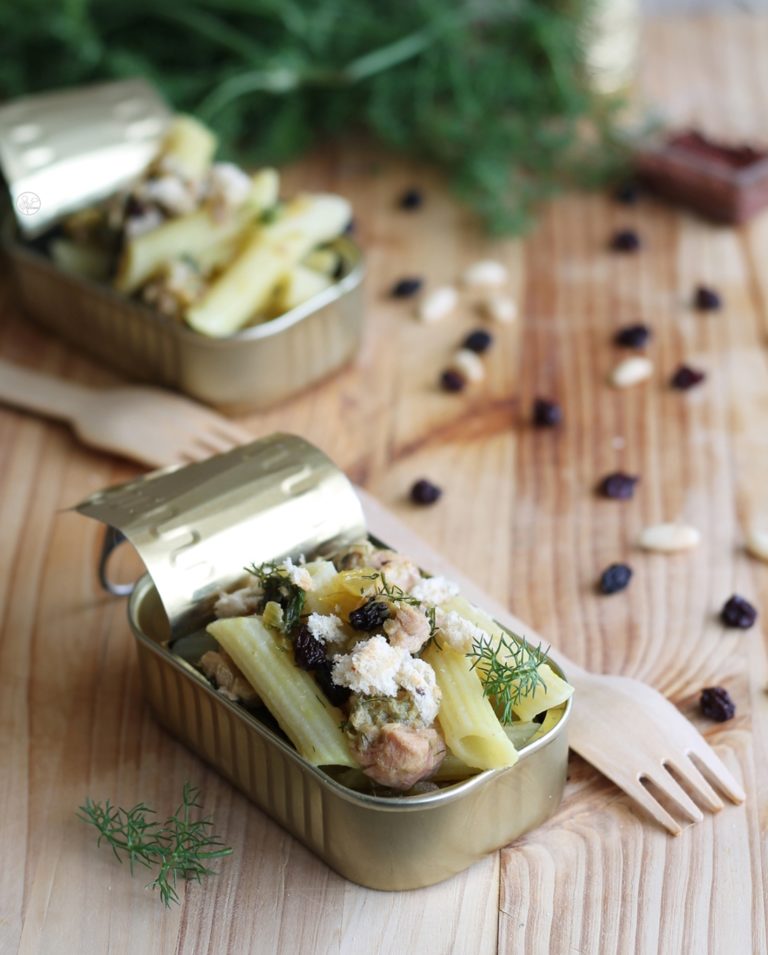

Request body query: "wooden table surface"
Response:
[2, 15, 767, 955]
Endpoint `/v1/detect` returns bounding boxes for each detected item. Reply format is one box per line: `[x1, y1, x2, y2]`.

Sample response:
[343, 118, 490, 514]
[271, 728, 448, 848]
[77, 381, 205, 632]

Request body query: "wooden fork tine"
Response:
[665, 757, 724, 813]
[211, 418, 253, 444]
[194, 432, 240, 455]
[628, 780, 683, 836]
[645, 771, 704, 825]
[687, 743, 746, 804]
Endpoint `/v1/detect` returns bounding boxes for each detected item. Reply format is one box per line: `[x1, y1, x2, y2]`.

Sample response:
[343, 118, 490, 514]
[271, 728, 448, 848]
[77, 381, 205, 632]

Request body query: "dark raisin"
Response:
[720, 594, 758, 629]
[694, 285, 722, 311]
[343, 217, 356, 235]
[398, 188, 423, 210]
[410, 478, 442, 505]
[440, 368, 466, 392]
[670, 365, 706, 390]
[533, 397, 562, 427]
[332, 258, 345, 281]
[598, 563, 633, 595]
[124, 194, 148, 218]
[349, 599, 391, 631]
[598, 472, 639, 500]
[609, 229, 641, 252]
[293, 625, 327, 670]
[699, 686, 735, 722]
[462, 329, 493, 353]
[614, 323, 651, 348]
[314, 661, 351, 707]
[391, 277, 423, 298]
[613, 181, 640, 205]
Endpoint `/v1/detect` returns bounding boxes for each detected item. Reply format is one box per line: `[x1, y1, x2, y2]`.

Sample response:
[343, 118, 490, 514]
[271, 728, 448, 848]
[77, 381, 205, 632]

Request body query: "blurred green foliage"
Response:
[1, 0, 625, 232]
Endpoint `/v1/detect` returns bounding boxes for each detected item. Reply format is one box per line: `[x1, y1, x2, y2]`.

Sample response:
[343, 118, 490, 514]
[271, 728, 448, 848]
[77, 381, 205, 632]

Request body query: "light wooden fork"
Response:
[357, 488, 747, 835]
[0, 358, 253, 468]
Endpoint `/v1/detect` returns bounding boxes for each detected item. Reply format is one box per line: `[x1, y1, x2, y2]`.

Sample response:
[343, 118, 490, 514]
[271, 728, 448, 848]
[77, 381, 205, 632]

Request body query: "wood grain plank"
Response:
[1, 14, 767, 955]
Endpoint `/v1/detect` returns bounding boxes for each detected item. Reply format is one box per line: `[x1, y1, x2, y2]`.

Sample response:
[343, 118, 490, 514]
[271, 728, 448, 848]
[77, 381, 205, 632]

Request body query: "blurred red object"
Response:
[637, 130, 768, 223]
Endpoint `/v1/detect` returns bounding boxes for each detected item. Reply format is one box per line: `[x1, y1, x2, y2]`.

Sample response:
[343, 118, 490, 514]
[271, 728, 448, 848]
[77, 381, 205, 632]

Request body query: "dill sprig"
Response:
[246, 560, 306, 633]
[467, 633, 549, 724]
[78, 783, 232, 907]
[0, 0, 627, 234]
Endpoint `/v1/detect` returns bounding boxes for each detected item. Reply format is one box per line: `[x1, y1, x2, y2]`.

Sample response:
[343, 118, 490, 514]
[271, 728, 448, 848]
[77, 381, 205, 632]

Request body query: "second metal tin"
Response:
[0, 79, 365, 411]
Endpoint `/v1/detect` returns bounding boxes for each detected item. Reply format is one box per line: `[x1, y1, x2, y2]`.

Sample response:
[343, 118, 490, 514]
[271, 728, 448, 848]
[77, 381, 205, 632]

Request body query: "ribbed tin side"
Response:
[137, 643, 328, 858]
[7, 244, 180, 383]
[3, 228, 365, 411]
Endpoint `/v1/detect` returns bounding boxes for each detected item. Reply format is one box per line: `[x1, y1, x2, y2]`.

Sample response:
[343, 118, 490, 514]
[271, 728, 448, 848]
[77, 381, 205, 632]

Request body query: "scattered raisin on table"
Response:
[699, 686, 735, 722]
[343, 217, 356, 235]
[720, 594, 758, 629]
[462, 329, 494, 354]
[349, 599, 391, 631]
[533, 398, 562, 427]
[670, 365, 706, 390]
[614, 323, 651, 348]
[694, 284, 722, 311]
[609, 229, 642, 252]
[598, 472, 639, 500]
[315, 661, 351, 707]
[613, 181, 640, 205]
[391, 277, 423, 298]
[293, 625, 327, 670]
[598, 563, 633, 595]
[440, 368, 466, 392]
[410, 479, 442, 505]
[399, 188, 423, 210]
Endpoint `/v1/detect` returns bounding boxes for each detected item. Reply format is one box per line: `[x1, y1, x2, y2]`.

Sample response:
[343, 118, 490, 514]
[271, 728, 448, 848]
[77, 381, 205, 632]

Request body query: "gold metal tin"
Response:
[78, 434, 570, 890]
[0, 79, 365, 411]
[3, 228, 364, 411]
[0, 78, 171, 238]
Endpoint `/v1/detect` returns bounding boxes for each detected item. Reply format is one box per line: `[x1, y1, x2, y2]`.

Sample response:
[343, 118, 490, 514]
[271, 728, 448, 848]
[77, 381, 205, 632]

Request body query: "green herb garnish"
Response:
[78, 783, 232, 907]
[247, 560, 306, 633]
[467, 633, 549, 724]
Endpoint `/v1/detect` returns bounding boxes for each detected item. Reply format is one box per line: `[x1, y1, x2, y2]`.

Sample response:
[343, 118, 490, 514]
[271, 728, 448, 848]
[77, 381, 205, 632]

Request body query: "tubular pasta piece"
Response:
[421, 643, 518, 770]
[207, 615, 357, 767]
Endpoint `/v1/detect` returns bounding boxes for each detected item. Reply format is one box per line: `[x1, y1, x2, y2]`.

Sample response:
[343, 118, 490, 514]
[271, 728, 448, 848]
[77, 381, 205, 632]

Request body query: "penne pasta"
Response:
[268, 264, 333, 315]
[207, 615, 357, 767]
[185, 193, 352, 337]
[155, 115, 217, 180]
[442, 596, 574, 722]
[422, 643, 519, 770]
[116, 168, 279, 293]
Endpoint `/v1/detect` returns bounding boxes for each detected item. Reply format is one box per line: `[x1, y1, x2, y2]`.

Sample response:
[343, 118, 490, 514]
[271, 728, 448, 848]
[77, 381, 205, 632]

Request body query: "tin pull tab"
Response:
[98, 525, 136, 596]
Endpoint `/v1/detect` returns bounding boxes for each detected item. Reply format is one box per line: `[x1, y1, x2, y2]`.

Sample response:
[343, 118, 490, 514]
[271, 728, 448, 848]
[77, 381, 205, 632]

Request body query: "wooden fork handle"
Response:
[355, 486, 588, 680]
[0, 358, 90, 423]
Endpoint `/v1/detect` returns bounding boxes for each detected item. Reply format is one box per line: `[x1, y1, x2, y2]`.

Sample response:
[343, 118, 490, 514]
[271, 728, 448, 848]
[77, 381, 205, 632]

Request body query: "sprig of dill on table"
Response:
[467, 633, 549, 724]
[0, 0, 628, 234]
[78, 783, 232, 907]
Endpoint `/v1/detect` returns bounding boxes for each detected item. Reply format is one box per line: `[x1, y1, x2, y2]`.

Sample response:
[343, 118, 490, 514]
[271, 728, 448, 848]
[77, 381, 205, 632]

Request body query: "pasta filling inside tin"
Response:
[170, 537, 574, 798]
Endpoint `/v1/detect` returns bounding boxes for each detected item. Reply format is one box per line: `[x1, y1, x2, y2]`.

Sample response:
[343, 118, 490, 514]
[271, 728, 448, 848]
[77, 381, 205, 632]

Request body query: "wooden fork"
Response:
[357, 488, 746, 835]
[0, 358, 253, 468]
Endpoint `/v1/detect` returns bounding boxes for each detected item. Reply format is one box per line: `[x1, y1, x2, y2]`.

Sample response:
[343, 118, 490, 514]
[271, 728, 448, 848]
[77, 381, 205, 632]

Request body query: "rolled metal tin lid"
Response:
[0, 77, 172, 238]
[75, 434, 367, 636]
